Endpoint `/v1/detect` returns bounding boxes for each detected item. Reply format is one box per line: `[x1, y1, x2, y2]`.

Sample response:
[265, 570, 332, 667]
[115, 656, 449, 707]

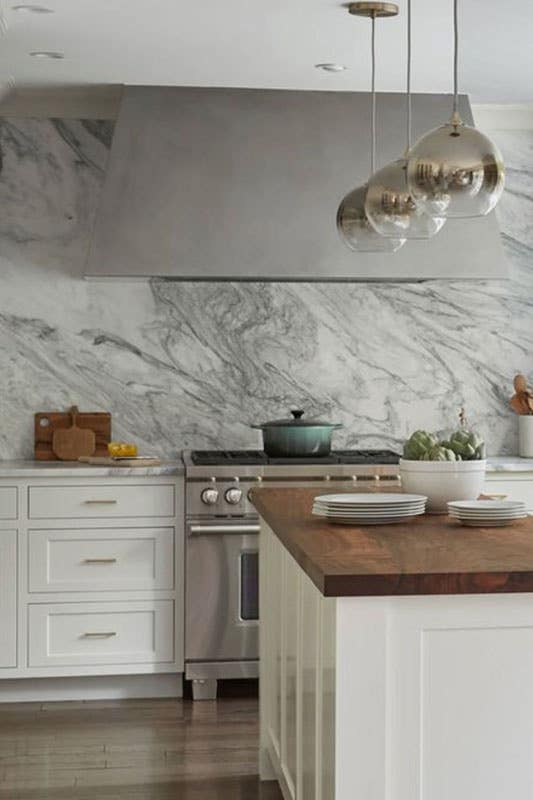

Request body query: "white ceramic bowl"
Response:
[399, 459, 487, 513]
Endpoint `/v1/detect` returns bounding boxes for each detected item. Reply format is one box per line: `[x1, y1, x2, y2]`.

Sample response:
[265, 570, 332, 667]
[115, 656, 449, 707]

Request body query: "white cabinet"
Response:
[485, 471, 533, 511]
[0, 530, 17, 668]
[0, 473, 184, 686]
[260, 520, 336, 800]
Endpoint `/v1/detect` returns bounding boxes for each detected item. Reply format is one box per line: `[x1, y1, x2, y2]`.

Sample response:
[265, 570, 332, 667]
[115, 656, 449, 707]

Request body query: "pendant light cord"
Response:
[452, 0, 460, 118]
[371, 11, 376, 174]
[406, 0, 412, 153]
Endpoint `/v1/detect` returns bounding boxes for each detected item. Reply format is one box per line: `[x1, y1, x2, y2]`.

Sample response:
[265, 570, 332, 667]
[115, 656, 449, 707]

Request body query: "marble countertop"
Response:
[0, 455, 528, 478]
[486, 457, 533, 472]
[0, 459, 184, 477]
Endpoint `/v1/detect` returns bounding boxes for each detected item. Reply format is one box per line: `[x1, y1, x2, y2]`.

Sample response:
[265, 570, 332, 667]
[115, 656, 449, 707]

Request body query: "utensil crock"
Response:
[519, 416, 533, 458]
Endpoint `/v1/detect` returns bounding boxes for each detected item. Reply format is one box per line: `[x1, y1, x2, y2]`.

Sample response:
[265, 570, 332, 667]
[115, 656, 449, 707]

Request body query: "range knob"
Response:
[201, 478, 219, 505]
[225, 478, 242, 505]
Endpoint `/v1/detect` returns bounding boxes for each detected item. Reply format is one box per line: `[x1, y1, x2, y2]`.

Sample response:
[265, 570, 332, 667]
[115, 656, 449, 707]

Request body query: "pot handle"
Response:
[290, 409, 304, 419]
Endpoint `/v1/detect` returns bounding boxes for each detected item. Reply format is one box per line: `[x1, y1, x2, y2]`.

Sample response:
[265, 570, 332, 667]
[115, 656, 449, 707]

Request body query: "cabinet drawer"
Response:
[0, 487, 17, 520]
[28, 484, 175, 520]
[28, 601, 174, 667]
[28, 527, 175, 593]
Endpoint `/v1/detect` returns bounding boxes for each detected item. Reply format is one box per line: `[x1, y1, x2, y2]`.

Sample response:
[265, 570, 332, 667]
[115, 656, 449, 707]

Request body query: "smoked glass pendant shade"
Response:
[337, 184, 406, 253]
[365, 157, 446, 239]
[406, 122, 505, 218]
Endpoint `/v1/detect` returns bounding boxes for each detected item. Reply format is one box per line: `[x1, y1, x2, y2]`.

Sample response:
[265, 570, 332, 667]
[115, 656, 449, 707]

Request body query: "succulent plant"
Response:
[403, 430, 438, 460]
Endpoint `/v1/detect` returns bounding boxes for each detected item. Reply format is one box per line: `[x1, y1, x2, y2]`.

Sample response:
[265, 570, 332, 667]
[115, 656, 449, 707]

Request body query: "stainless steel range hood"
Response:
[85, 86, 507, 281]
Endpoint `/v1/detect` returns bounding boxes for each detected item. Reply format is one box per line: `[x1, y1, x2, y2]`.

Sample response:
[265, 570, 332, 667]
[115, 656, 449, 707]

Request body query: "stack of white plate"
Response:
[312, 493, 427, 525]
[447, 500, 527, 527]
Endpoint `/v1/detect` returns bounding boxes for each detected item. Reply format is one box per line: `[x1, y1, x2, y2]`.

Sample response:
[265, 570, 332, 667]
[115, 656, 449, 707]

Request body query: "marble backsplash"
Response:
[0, 117, 530, 459]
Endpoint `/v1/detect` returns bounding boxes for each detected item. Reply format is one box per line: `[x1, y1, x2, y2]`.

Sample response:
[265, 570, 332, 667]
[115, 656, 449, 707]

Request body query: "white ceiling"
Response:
[0, 0, 530, 104]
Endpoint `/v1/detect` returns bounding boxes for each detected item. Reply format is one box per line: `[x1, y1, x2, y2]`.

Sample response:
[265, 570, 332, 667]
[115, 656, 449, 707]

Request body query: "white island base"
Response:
[260, 521, 533, 800]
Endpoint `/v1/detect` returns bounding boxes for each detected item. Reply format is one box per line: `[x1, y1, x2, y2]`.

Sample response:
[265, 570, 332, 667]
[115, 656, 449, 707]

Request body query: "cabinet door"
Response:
[484, 475, 533, 511]
[0, 530, 17, 668]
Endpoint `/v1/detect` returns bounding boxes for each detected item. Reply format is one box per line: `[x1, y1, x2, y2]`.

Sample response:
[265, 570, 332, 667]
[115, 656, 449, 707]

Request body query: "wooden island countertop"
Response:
[250, 486, 533, 597]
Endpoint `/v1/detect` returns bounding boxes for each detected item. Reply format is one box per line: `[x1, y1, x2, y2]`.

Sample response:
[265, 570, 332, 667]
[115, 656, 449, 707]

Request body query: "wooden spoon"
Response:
[520, 394, 533, 414]
[510, 394, 527, 415]
[514, 374, 529, 394]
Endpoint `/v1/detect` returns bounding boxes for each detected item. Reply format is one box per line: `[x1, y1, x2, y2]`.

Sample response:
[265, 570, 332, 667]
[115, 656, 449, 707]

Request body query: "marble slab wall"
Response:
[0, 118, 530, 458]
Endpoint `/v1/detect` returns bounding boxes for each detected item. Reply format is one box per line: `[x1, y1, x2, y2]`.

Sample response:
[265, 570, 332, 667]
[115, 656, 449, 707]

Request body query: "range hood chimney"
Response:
[86, 86, 507, 281]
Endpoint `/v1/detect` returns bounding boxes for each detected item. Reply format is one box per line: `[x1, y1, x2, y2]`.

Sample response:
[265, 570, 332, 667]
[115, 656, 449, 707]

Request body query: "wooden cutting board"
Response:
[35, 409, 111, 461]
[52, 406, 96, 461]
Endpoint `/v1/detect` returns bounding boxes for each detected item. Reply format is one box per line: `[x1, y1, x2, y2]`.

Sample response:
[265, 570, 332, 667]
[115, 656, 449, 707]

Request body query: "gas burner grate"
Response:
[190, 448, 401, 466]
[266, 455, 339, 465]
[332, 449, 400, 464]
[191, 450, 268, 466]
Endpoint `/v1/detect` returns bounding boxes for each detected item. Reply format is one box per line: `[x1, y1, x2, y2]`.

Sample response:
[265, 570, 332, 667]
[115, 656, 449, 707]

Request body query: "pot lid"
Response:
[253, 409, 342, 429]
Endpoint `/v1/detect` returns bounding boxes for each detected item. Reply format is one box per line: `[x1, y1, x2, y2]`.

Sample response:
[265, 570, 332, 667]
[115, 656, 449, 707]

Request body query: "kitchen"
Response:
[0, 0, 533, 798]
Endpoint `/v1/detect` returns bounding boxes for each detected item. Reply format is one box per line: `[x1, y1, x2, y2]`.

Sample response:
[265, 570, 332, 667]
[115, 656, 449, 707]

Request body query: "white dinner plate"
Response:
[313, 497, 426, 508]
[447, 500, 526, 512]
[448, 506, 526, 517]
[448, 510, 526, 518]
[323, 515, 423, 525]
[452, 519, 525, 527]
[312, 510, 426, 520]
[313, 503, 426, 512]
[313, 507, 425, 518]
[449, 517, 527, 524]
[313, 502, 424, 511]
[313, 502, 425, 513]
[448, 509, 526, 518]
[314, 493, 427, 506]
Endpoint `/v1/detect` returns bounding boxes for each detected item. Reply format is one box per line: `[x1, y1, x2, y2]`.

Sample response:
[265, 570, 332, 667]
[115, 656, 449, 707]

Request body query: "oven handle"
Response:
[188, 523, 260, 536]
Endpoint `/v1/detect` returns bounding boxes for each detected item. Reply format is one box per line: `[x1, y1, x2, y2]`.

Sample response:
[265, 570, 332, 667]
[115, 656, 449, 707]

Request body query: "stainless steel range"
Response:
[183, 448, 400, 699]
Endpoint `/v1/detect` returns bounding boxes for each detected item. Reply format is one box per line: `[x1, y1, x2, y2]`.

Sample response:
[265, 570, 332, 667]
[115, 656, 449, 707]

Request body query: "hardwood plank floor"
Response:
[0, 697, 282, 800]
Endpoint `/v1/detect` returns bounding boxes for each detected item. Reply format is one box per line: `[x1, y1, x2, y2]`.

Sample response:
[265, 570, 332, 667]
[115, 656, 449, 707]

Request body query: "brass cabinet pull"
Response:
[83, 499, 118, 505]
[83, 558, 117, 564]
[81, 632, 117, 639]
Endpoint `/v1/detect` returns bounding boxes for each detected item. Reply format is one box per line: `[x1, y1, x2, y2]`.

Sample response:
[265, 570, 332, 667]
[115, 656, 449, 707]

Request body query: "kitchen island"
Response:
[252, 486, 533, 800]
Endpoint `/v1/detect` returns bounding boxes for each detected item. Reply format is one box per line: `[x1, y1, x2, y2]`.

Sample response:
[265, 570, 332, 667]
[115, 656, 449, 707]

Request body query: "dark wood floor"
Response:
[0, 695, 282, 800]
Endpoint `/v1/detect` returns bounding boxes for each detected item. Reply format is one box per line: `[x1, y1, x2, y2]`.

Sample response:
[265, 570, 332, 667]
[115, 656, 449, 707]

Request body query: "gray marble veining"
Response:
[0, 118, 530, 458]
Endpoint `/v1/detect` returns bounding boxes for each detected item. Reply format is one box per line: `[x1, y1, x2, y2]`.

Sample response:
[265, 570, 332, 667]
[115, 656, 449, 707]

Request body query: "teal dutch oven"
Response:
[252, 409, 342, 458]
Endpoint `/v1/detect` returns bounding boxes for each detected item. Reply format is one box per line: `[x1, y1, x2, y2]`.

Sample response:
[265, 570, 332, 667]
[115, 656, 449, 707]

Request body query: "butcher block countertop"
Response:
[250, 486, 533, 598]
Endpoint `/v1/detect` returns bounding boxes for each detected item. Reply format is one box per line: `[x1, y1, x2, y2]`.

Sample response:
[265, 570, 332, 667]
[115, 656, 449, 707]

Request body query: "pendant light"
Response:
[406, 0, 505, 218]
[364, 0, 446, 239]
[336, 2, 405, 253]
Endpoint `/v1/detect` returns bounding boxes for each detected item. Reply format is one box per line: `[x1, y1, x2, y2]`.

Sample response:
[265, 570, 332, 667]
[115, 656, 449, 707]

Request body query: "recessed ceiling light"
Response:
[29, 50, 64, 58]
[315, 63, 347, 72]
[12, 4, 53, 12]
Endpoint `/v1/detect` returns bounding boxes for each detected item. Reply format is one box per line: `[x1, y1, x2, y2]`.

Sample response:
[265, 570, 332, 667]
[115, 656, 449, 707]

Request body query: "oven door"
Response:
[185, 519, 260, 663]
